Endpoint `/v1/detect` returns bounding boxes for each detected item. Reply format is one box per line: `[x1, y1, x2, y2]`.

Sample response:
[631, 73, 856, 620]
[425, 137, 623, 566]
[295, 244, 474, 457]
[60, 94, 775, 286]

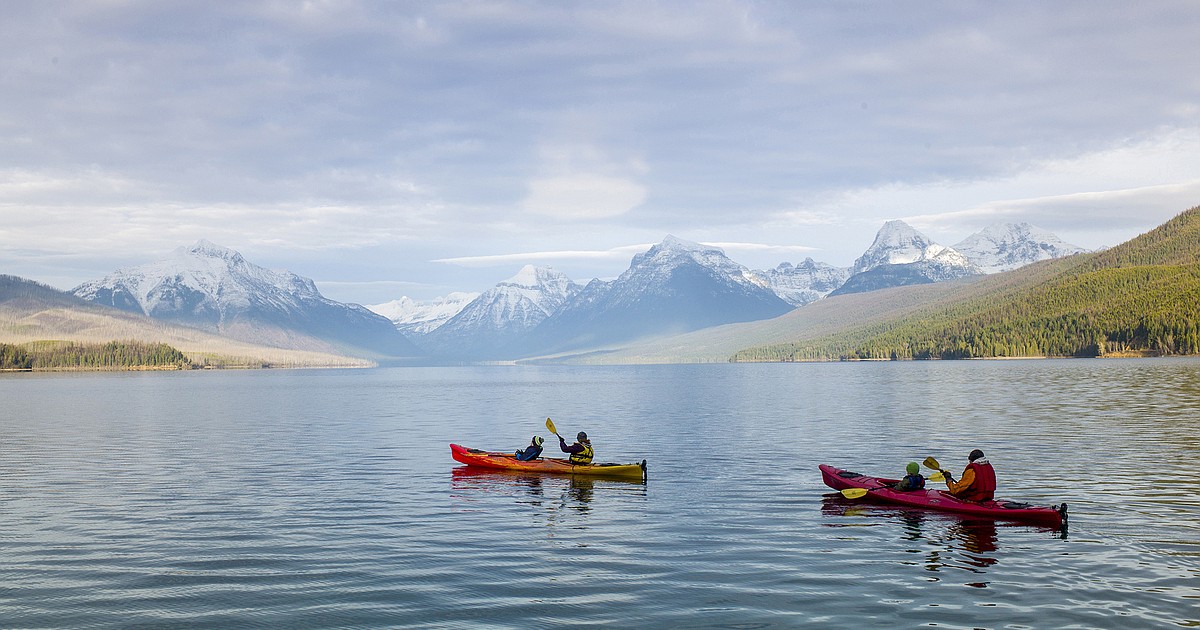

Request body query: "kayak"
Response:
[450, 443, 647, 482]
[820, 464, 1067, 528]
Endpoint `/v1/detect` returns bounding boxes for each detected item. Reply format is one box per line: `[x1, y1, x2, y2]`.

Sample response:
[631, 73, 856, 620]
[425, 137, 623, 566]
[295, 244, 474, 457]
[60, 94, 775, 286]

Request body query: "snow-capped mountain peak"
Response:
[853, 220, 974, 274]
[499, 264, 577, 294]
[953, 223, 1088, 273]
[419, 265, 582, 355]
[186, 239, 245, 264]
[73, 241, 420, 356]
[629, 236, 769, 290]
[74, 240, 320, 317]
[367, 292, 480, 335]
[757, 258, 851, 306]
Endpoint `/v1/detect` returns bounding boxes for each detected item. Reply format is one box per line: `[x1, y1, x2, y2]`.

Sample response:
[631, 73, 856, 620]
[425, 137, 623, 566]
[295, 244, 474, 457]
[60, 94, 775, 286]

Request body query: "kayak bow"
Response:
[820, 464, 1067, 528]
[450, 443, 647, 482]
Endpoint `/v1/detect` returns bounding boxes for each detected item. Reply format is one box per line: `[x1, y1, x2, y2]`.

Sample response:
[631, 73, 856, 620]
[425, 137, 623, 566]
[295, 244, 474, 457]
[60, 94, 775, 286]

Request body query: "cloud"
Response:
[433, 244, 652, 267]
[3, 3, 1200, 300]
[706, 242, 819, 257]
[522, 174, 647, 220]
[814, 127, 1200, 247]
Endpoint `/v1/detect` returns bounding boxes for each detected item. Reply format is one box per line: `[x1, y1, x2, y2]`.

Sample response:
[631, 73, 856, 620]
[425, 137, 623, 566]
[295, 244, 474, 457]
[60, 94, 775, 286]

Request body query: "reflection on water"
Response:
[2, 362, 1198, 627]
[449, 466, 646, 518]
[819, 494, 1067, 589]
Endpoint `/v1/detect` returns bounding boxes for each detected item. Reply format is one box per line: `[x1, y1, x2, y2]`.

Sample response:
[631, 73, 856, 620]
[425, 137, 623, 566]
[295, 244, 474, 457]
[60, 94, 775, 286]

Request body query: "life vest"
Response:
[569, 440, 594, 465]
[962, 460, 996, 501]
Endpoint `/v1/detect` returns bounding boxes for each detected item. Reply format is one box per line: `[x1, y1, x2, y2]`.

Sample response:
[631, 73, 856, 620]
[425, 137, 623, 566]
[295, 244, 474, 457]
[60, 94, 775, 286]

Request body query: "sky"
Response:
[2, 1, 1199, 304]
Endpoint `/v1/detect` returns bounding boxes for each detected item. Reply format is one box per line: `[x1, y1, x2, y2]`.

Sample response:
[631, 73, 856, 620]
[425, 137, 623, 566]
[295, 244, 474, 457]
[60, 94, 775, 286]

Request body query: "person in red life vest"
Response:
[559, 431, 594, 465]
[943, 449, 996, 501]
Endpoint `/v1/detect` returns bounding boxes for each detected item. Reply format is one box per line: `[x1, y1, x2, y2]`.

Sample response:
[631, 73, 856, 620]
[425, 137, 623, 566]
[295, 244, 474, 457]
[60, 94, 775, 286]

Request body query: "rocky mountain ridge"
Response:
[73, 241, 420, 358]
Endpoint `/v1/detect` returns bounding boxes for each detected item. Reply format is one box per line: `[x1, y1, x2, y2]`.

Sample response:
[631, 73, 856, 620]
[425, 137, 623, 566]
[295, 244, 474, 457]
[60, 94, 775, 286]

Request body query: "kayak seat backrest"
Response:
[837, 470, 862, 479]
[999, 501, 1034, 510]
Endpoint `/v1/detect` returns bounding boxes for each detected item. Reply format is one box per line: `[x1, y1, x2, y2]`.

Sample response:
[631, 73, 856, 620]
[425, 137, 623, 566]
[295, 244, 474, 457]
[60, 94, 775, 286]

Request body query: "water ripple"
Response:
[1, 362, 1198, 627]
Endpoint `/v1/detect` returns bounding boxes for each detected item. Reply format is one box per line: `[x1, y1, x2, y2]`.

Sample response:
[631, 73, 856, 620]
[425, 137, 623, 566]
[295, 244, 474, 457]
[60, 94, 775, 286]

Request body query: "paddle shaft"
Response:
[842, 471, 941, 498]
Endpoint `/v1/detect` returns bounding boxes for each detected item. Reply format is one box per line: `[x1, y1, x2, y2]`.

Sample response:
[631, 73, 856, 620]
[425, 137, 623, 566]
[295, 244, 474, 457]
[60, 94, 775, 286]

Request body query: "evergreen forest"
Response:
[0, 340, 193, 370]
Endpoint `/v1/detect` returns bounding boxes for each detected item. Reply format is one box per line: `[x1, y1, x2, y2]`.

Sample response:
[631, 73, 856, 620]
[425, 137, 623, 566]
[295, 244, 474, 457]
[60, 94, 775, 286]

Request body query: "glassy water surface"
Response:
[2, 360, 1198, 628]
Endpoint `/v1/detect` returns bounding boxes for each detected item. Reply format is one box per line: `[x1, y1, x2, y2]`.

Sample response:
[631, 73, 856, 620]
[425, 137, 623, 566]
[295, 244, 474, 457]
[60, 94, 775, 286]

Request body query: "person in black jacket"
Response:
[515, 435, 544, 461]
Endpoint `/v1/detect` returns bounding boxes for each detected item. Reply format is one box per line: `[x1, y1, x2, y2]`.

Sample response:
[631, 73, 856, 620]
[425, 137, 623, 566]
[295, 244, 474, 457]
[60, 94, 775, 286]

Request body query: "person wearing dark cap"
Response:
[943, 449, 996, 501]
[559, 431, 594, 465]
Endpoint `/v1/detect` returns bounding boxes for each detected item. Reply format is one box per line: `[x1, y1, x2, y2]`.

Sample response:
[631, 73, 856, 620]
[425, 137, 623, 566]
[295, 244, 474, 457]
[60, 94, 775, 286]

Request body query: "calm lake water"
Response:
[2, 359, 1198, 628]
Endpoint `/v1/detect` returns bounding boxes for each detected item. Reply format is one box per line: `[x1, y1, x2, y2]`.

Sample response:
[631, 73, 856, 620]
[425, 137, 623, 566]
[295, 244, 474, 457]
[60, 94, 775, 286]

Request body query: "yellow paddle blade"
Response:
[840, 487, 870, 499]
[545, 417, 558, 436]
[922, 456, 941, 471]
[928, 471, 945, 482]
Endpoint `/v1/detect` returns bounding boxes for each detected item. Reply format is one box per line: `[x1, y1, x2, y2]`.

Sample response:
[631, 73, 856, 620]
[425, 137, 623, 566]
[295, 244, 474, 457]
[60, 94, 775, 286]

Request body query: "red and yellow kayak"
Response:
[820, 464, 1067, 528]
[450, 443, 647, 482]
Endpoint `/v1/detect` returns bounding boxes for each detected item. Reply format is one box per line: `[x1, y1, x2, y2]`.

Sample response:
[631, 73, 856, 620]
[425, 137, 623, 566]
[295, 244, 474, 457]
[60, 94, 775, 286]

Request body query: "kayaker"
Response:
[893, 462, 925, 491]
[559, 431, 594, 465]
[943, 449, 996, 501]
[515, 435, 544, 461]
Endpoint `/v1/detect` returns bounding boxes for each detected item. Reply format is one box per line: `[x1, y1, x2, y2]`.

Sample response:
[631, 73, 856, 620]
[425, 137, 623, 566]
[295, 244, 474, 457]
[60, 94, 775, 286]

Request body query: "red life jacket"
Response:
[962, 460, 996, 501]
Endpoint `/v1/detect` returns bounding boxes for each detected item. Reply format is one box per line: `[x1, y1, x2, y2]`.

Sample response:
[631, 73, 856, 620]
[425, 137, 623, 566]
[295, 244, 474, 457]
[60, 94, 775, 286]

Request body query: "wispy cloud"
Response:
[433, 244, 653, 267]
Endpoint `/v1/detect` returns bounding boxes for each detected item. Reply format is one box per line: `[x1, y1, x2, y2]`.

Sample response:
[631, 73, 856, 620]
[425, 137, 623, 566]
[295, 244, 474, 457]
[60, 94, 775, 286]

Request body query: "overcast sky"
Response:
[3, 1, 1199, 303]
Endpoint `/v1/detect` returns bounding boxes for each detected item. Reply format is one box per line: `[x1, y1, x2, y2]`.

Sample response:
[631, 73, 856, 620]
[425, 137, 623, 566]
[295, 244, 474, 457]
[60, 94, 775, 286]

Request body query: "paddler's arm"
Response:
[559, 436, 582, 454]
[944, 468, 976, 495]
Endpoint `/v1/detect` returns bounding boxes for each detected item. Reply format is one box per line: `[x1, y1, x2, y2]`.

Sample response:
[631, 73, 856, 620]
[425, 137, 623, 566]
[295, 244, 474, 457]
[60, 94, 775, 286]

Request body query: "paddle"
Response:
[923, 456, 954, 482]
[545, 417, 561, 439]
[840, 471, 944, 499]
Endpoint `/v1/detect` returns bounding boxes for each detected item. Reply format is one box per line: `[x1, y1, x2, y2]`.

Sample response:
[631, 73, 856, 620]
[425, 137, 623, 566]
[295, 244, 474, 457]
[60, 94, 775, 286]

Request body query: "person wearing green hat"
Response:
[894, 461, 926, 491]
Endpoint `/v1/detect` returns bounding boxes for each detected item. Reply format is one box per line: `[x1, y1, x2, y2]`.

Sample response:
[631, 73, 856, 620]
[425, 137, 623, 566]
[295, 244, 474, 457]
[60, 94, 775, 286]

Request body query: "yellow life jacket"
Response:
[569, 440, 594, 465]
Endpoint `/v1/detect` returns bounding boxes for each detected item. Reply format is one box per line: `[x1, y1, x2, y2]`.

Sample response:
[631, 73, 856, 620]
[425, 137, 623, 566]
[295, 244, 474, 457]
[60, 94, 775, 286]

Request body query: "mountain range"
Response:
[2, 218, 1090, 366]
[374, 221, 1084, 360]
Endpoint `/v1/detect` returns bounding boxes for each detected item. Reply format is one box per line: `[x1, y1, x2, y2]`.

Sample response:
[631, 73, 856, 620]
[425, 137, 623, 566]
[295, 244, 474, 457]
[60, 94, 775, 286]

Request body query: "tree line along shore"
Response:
[0, 340, 277, 371]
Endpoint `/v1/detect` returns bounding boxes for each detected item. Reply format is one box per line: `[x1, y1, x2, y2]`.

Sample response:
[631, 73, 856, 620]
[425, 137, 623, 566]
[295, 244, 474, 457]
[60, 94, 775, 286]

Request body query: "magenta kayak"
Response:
[820, 464, 1067, 528]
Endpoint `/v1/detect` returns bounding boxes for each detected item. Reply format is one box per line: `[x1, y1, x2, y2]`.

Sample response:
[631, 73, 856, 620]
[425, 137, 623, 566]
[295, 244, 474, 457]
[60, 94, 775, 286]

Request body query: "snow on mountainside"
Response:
[446, 265, 579, 333]
[852, 220, 978, 275]
[953, 223, 1088, 273]
[73, 240, 420, 357]
[830, 221, 981, 297]
[525, 236, 794, 357]
[417, 265, 581, 357]
[627, 235, 774, 292]
[757, 258, 851, 306]
[74, 240, 318, 316]
[367, 292, 479, 335]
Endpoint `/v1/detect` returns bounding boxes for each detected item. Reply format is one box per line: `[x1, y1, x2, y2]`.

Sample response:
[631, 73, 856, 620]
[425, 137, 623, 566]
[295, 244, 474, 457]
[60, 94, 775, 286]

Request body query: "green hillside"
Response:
[733, 205, 1200, 362]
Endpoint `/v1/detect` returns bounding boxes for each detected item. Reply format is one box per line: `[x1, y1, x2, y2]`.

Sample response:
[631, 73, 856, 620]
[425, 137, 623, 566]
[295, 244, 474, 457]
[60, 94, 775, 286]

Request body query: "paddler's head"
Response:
[906, 462, 919, 475]
[577, 431, 588, 442]
[533, 436, 544, 446]
[968, 449, 985, 462]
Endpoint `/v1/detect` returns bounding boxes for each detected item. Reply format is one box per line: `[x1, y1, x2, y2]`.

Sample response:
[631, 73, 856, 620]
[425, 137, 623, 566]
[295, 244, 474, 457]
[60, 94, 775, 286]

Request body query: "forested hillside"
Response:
[733, 205, 1200, 361]
[0, 340, 192, 370]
